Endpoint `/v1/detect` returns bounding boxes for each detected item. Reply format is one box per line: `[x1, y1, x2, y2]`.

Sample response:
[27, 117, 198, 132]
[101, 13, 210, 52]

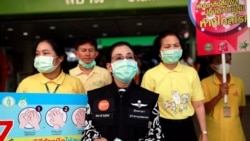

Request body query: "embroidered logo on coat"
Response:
[131, 100, 148, 108]
[98, 100, 110, 111]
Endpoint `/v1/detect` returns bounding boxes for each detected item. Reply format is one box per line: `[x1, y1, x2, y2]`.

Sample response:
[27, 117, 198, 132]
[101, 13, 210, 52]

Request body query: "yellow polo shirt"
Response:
[141, 62, 204, 119]
[201, 74, 246, 141]
[69, 65, 112, 92]
[16, 71, 85, 94]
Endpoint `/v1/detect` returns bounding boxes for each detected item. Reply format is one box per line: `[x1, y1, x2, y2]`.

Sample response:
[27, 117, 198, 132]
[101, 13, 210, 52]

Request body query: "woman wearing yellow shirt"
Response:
[201, 54, 246, 141]
[141, 29, 207, 141]
[16, 39, 85, 94]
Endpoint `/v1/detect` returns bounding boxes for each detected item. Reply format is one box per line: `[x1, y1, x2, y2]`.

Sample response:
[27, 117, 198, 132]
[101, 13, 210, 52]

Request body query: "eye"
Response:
[88, 49, 95, 52]
[163, 45, 171, 48]
[115, 56, 124, 60]
[174, 44, 181, 47]
[80, 49, 87, 52]
[35, 51, 41, 56]
[41, 51, 52, 56]
[112, 56, 124, 61]
[44, 52, 50, 55]
[126, 55, 134, 60]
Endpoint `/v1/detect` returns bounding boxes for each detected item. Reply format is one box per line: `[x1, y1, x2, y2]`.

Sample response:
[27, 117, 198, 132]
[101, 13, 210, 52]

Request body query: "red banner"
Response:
[188, 0, 250, 56]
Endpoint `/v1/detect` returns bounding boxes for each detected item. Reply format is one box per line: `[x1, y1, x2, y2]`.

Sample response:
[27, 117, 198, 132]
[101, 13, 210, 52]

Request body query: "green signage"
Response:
[97, 35, 156, 48]
[0, 0, 187, 15]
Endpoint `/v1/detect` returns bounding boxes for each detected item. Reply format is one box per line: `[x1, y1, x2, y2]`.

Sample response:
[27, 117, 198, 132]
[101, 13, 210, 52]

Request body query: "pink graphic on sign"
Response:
[188, 0, 250, 55]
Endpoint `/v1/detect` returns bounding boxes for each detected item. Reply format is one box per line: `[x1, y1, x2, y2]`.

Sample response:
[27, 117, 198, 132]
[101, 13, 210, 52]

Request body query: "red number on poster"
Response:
[0, 120, 13, 140]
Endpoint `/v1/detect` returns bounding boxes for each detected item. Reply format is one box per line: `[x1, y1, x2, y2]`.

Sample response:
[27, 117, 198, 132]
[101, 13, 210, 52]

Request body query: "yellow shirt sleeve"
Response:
[141, 70, 155, 91]
[191, 71, 205, 101]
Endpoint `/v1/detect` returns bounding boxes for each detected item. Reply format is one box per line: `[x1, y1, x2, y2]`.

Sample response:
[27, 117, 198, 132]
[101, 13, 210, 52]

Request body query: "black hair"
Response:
[74, 37, 97, 50]
[208, 53, 232, 64]
[105, 41, 134, 63]
[34, 38, 69, 73]
[195, 56, 211, 80]
[199, 53, 232, 77]
[153, 29, 184, 61]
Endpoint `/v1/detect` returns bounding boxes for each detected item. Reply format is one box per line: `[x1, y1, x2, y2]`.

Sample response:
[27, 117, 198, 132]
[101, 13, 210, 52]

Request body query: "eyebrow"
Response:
[113, 52, 133, 56]
[40, 49, 51, 52]
[162, 43, 180, 45]
[36, 49, 52, 54]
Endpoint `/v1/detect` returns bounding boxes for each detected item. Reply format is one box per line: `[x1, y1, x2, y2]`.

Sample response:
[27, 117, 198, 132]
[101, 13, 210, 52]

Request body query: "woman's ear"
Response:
[159, 52, 162, 60]
[58, 55, 64, 63]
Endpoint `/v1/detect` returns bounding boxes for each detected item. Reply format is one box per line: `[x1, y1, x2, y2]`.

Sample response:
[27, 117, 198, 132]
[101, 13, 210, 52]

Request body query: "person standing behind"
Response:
[70, 38, 112, 92]
[201, 53, 246, 141]
[16, 39, 85, 94]
[141, 30, 207, 141]
[81, 41, 164, 141]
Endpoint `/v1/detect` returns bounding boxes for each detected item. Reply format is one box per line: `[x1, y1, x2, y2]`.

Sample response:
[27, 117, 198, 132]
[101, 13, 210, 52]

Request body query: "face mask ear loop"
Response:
[53, 56, 60, 68]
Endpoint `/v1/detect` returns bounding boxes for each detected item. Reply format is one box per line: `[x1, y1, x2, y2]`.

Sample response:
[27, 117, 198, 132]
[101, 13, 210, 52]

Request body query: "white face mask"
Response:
[34, 56, 58, 73]
[213, 63, 230, 74]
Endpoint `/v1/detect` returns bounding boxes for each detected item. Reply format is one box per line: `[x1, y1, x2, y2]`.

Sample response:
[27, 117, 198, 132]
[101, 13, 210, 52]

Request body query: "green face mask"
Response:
[161, 49, 183, 64]
[34, 56, 58, 73]
[79, 60, 96, 69]
[111, 59, 138, 83]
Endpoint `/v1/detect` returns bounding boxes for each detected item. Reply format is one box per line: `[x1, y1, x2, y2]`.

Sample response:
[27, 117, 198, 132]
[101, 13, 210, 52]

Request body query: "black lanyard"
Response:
[45, 83, 60, 93]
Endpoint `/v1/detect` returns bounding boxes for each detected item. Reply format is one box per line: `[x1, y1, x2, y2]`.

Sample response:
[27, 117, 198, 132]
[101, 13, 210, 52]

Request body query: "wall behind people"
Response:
[230, 52, 250, 95]
[12, 39, 34, 72]
[4, 39, 35, 89]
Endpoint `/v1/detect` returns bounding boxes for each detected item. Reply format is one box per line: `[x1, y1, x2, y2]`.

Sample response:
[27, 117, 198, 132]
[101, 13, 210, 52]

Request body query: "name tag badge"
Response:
[93, 113, 113, 119]
[128, 108, 150, 120]
[223, 105, 231, 118]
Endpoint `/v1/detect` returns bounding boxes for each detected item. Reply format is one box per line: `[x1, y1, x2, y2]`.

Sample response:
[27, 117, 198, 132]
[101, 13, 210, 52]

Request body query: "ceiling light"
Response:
[7, 28, 14, 32]
[68, 34, 74, 38]
[136, 22, 143, 26]
[23, 32, 29, 36]
[181, 20, 187, 24]
[49, 26, 56, 30]
[35, 35, 41, 39]
[92, 24, 99, 28]
[102, 33, 107, 37]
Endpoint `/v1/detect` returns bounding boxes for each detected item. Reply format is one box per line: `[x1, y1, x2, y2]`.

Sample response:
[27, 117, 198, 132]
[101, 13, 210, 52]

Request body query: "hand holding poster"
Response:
[0, 93, 87, 141]
[188, 0, 250, 55]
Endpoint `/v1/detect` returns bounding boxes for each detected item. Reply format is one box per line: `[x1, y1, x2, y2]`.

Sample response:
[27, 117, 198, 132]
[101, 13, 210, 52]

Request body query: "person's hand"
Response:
[75, 108, 85, 128]
[218, 83, 229, 98]
[19, 109, 30, 128]
[28, 110, 40, 130]
[93, 137, 108, 141]
[49, 108, 65, 129]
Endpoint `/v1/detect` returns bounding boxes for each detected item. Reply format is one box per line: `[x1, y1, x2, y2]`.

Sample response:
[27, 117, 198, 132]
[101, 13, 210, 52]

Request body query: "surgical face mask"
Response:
[79, 60, 96, 69]
[111, 59, 138, 83]
[34, 56, 58, 73]
[213, 63, 230, 74]
[161, 49, 182, 64]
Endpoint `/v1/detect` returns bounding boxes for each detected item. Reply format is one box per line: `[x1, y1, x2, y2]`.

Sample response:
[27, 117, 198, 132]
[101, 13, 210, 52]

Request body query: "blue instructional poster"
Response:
[0, 92, 88, 141]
